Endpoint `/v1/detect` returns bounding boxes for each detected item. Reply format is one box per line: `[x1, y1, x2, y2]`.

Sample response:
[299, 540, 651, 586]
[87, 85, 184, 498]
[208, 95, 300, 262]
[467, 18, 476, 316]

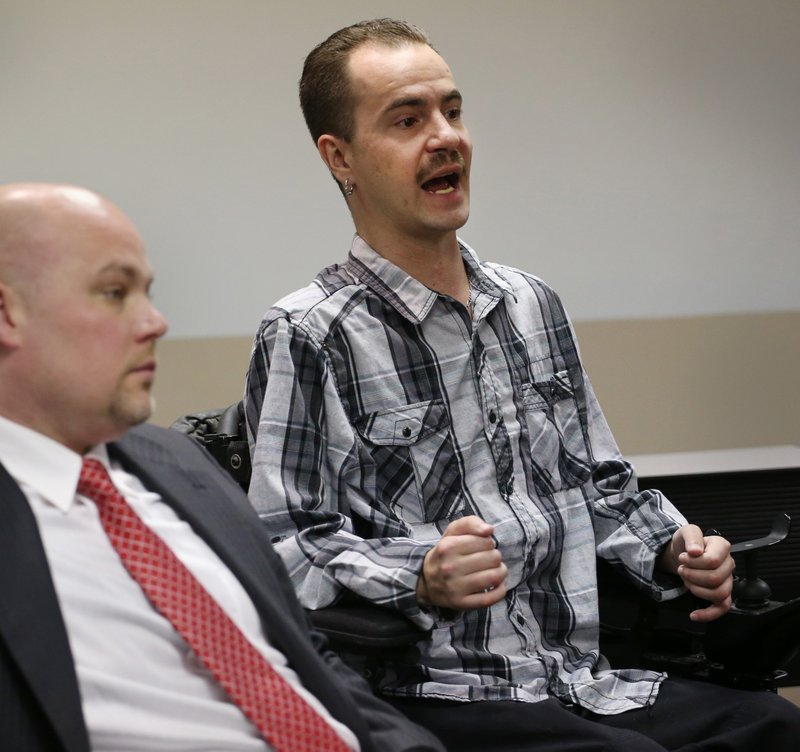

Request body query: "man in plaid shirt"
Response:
[245, 18, 800, 751]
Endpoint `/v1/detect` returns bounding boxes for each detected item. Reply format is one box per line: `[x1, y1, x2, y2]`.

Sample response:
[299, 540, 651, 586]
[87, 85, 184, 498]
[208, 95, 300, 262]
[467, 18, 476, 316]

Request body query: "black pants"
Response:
[388, 678, 800, 751]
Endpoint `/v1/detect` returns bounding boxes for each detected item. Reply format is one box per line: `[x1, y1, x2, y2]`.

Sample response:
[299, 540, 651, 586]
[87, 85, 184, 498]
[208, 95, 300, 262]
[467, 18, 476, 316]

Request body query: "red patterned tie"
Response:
[78, 457, 350, 752]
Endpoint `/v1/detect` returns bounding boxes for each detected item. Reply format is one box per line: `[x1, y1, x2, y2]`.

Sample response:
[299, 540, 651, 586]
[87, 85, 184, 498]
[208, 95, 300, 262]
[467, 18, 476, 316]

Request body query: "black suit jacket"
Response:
[0, 423, 442, 752]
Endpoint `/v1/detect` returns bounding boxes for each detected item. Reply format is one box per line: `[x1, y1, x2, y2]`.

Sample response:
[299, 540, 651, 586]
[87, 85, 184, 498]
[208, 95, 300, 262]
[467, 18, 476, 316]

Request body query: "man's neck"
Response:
[359, 231, 469, 304]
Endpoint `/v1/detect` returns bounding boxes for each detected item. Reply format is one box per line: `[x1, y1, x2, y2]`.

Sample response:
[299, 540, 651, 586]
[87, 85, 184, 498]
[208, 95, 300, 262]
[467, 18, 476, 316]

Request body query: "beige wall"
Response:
[151, 311, 799, 456]
[574, 310, 800, 454]
[152, 336, 254, 428]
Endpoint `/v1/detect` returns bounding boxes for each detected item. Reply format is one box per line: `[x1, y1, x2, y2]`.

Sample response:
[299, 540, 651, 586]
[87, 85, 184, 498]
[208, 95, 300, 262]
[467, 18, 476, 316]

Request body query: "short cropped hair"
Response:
[299, 18, 431, 144]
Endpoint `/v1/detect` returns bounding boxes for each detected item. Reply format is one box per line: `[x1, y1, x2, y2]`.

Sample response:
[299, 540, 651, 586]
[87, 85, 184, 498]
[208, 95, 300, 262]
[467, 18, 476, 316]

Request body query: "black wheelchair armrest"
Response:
[307, 600, 431, 684]
[308, 603, 429, 653]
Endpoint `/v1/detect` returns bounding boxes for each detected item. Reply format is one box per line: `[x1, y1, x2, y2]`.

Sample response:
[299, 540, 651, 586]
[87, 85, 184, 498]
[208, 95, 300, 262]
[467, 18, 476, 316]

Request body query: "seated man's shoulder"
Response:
[117, 424, 252, 501]
[259, 264, 368, 343]
[121, 423, 219, 466]
[484, 259, 557, 295]
[481, 260, 569, 318]
[273, 262, 358, 314]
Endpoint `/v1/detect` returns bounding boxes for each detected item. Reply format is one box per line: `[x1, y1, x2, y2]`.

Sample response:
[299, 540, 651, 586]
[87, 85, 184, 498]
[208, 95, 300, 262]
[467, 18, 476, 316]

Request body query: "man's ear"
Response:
[317, 134, 352, 187]
[0, 283, 24, 349]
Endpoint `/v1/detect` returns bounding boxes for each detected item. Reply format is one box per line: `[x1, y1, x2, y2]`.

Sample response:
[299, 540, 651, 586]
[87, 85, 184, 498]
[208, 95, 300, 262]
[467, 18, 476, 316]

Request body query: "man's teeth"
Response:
[423, 174, 457, 194]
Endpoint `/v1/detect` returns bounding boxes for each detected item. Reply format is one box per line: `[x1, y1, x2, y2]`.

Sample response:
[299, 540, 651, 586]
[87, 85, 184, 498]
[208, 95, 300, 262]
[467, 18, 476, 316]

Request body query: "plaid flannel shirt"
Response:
[245, 235, 686, 714]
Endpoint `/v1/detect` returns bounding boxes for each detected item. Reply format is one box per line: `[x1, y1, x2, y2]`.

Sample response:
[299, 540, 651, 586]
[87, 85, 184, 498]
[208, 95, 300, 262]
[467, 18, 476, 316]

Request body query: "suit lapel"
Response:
[108, 429, 316, 657]
[0, 463, 91, 752]
[107, 429, 277, 610]
[108, 426, 375, 749]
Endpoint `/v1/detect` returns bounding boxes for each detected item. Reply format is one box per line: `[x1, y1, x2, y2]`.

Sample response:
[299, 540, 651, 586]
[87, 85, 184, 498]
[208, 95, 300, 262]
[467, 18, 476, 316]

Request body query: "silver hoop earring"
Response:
[343, 178, 355, 197]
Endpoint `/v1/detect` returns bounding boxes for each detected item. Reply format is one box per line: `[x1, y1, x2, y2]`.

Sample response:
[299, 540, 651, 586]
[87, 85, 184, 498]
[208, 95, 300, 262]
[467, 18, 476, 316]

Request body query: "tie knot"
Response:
[78, 457, 115, 502]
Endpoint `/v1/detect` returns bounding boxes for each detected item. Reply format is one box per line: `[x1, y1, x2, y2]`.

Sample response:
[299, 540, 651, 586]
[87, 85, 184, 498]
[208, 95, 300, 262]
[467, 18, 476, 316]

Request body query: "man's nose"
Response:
[427, 113, 462, 151]
[141, 300, 168, 340]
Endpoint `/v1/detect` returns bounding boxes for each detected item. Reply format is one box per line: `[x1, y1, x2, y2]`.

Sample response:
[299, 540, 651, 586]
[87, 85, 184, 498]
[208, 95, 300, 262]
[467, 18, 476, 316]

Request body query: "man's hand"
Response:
[416, 516, 508, 611]
[659, 524, 735, 622]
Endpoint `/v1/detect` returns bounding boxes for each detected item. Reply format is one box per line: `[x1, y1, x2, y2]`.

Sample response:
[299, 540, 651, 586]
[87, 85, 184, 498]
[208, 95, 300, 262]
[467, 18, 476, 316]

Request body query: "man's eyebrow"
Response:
[97, 263, 136, 278]
[385, 96, 426, 114]
[442, 89, 463, 105]
[384, 89, 463, 114]
[95, 262, 153, 284]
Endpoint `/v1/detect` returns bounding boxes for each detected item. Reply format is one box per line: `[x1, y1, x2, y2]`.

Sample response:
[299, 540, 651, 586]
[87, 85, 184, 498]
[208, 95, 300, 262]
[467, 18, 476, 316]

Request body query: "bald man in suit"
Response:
[0, 182, 443, 752]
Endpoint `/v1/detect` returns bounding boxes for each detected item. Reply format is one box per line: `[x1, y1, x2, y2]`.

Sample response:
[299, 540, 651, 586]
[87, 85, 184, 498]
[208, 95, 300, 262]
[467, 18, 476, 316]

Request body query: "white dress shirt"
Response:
[0, 416, 358, 752]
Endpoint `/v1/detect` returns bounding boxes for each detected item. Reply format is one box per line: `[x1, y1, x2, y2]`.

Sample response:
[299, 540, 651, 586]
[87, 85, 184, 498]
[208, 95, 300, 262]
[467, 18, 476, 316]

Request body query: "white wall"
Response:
[2, 0, 799, 337]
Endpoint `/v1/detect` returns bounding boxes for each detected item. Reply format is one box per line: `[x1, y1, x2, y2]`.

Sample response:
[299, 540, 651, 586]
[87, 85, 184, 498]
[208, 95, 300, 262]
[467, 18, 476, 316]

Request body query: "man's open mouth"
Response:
[421, 172, 460, 195]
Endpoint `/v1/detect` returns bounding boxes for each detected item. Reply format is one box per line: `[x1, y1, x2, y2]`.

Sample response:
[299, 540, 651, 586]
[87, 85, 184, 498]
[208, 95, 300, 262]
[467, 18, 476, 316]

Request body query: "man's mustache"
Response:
[417, 151, 467, 184]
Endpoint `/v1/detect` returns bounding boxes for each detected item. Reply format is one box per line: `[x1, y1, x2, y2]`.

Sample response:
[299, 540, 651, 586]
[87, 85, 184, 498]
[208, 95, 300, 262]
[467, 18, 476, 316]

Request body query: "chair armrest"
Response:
[308, 604, 429, 652]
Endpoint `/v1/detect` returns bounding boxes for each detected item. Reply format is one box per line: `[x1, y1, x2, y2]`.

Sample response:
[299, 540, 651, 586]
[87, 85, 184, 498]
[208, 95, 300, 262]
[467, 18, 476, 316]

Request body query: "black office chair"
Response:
[172, 401, 800, 691]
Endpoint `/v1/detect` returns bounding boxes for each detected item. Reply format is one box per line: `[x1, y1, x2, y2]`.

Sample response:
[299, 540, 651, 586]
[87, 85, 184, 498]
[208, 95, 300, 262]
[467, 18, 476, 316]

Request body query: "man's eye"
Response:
[103, 287, 126, 300]
[446, 108, 462, 121]
[398, 117, 417, 128]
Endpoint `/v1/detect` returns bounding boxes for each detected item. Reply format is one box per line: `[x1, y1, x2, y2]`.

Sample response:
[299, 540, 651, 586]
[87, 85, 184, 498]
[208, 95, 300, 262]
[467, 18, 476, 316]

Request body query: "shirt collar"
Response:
[0, 415, 109, 512]
[346, 235, 512, 323]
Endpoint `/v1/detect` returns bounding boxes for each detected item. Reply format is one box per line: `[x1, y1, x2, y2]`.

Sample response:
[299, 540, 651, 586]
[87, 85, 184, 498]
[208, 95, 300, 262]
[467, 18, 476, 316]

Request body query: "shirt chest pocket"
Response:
[520, 370, 592, 495]
[353, 400, 465, 525]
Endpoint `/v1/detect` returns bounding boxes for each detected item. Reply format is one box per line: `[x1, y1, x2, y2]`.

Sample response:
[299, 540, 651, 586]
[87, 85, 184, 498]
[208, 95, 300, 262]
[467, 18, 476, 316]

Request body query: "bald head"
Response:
[0, 182, 168, 452]
[0, 183, 138, 297]
[0, 182, 111, 214]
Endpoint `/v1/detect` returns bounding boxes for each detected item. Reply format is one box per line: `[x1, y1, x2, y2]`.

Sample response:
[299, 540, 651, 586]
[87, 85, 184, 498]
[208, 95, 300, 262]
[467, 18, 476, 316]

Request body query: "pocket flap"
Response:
[521, 369, 574, 409]
[354, 400, 449, 446]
